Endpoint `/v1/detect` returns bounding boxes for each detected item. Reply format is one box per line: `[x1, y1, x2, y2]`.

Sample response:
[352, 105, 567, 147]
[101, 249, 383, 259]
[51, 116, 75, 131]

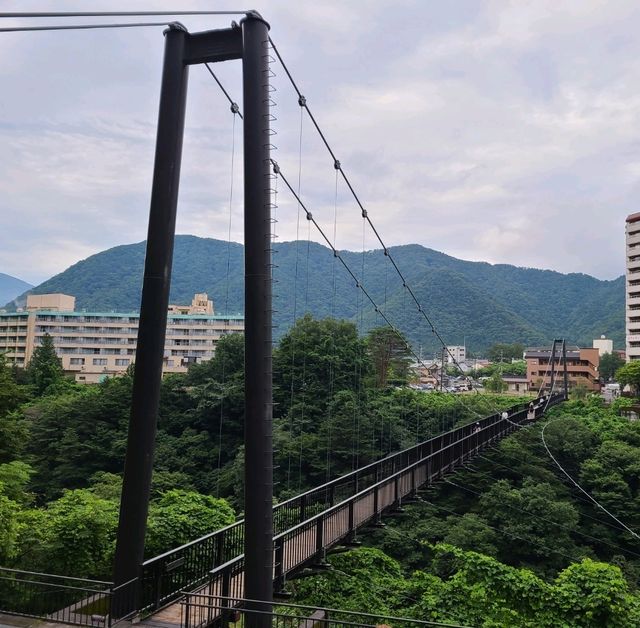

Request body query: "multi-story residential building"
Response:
[626, 212, 640, 361]
[0, 293, 244, 383]
[446, 345, 466, 364]
[524, 346, 600, 392]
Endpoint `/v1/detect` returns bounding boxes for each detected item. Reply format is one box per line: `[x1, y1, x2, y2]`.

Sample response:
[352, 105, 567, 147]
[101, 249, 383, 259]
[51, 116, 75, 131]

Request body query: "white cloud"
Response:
[0, 0, 638, 285]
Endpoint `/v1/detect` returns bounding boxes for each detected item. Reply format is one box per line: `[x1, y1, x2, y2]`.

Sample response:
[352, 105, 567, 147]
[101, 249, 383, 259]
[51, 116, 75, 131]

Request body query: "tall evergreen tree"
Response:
[26, 333, 64, 395]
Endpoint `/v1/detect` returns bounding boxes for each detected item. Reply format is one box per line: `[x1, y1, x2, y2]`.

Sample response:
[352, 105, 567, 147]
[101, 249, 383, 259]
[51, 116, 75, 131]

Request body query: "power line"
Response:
[204, 65, 243, 120]
[443, 478, 640, 561]
[475, 451, 633, 535]
[193, 56, 533, 421]
[273, 160, 430, 374]
[423, 499, 585, 564]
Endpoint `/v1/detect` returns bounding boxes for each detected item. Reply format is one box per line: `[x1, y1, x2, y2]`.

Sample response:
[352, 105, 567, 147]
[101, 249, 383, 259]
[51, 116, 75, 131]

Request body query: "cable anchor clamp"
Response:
[272, 161, 280, 174]
[334, 159, 341, 170]
[298, 94, 306, 107]
[361, 209, 368, 218]
[230, 102, 240, 114]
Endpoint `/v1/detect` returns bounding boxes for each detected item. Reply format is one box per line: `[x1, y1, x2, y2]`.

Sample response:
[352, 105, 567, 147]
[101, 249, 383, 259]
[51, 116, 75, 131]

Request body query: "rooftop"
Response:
[627, 211, 640, 224]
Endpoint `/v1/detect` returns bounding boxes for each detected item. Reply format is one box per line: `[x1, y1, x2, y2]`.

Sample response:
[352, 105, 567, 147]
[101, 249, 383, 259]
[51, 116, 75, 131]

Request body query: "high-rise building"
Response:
[0, 293, 244, 382]
[626, 213, 640, 361]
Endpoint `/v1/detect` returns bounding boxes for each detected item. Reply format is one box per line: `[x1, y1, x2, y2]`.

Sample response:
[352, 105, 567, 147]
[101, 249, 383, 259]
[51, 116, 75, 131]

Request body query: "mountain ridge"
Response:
[0, 272, 33, 307]
[8, 235, 625, 353]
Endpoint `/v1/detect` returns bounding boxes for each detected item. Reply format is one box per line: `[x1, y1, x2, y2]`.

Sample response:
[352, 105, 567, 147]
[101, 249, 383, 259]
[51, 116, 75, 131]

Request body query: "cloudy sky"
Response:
[1, 1, 638, 285]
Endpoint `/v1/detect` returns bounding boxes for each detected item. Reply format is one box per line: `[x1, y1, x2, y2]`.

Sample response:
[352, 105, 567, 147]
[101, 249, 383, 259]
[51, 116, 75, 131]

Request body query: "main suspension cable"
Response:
[272, 159, 432, 376]
[268, 37, 473, 386]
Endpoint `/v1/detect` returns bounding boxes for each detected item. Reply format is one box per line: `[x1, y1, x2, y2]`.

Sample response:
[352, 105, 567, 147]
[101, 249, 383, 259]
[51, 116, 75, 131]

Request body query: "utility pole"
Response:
[441, 346, 446, 391]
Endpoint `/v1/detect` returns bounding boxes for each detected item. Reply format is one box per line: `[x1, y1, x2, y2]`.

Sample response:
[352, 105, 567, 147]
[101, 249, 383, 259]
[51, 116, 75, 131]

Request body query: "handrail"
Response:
[0, 566, 112, 586]
[208, 394, 563, 569]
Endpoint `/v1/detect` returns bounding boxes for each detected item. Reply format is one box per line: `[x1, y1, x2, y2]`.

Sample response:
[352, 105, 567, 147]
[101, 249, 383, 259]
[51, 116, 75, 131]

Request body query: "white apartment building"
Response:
[0, 293, 244, 382]
[446, 345, 466, 364]
[626, 213, 640, 361]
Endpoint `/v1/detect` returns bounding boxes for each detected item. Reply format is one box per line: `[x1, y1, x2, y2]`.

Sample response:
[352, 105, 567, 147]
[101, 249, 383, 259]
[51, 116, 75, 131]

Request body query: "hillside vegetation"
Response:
[8, 235, 624, 352]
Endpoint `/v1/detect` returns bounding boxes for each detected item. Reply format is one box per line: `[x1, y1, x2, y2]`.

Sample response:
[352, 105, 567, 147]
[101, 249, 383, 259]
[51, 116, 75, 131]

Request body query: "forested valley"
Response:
[2, 315, 640, 626]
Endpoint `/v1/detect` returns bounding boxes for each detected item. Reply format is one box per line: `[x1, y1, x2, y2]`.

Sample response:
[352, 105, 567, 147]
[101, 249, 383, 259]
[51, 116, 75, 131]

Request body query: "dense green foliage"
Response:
[289, 545, 640, 627]
[600, 352, 625, 382]
[9, 235, 624, 351]
[616, 361, 640, 395]
[2, 315, 637, 624]
[286, 398, 640, 625]
[357, 398, 640, 583]
[0, 317, 518, 579]
[25, 333, 64, 395]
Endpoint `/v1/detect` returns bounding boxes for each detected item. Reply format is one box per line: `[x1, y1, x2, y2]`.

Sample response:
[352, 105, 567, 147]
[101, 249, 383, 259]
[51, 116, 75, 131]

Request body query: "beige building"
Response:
[525, 346, 600, 392]
[0, 293, 244, 383]
[626, 213, 640, 361]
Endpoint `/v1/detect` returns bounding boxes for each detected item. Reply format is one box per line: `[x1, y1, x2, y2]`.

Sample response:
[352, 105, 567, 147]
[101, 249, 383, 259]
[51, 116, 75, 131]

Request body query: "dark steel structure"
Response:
[113, 22, 191, 591]
[547, 338, 569, 396]
[112, 16, 273, 621]
[240, 15, 275, 623]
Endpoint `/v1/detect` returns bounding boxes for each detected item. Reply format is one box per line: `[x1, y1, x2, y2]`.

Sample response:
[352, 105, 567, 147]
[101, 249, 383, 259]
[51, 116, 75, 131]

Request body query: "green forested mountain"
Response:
[8, 235, 624, 352]
[0, 272, 32, 306]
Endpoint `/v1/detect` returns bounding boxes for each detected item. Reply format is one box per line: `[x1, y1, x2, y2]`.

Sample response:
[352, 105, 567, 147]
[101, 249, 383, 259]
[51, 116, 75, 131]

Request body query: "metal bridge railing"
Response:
[0, 567, 139, 628]
[138, 395, 555, 615]
[0, 567, 112, 627]
[195, 393, 565, 624]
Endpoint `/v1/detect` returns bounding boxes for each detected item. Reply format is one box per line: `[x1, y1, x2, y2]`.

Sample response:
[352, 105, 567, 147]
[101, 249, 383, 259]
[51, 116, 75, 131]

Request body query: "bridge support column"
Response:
[112, 23, 189, 609]
[242, 13, 274, 628]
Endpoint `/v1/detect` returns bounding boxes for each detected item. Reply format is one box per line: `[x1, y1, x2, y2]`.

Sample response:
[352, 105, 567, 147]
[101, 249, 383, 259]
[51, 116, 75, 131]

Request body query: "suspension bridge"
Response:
[0, 10, 576, 628]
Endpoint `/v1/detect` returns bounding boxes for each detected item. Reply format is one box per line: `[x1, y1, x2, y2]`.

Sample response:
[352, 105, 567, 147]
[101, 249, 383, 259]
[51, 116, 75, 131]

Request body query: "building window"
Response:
[92, 358, 108, 366]
[115, 359, 130, 367]
[70, 358, 85, 365]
